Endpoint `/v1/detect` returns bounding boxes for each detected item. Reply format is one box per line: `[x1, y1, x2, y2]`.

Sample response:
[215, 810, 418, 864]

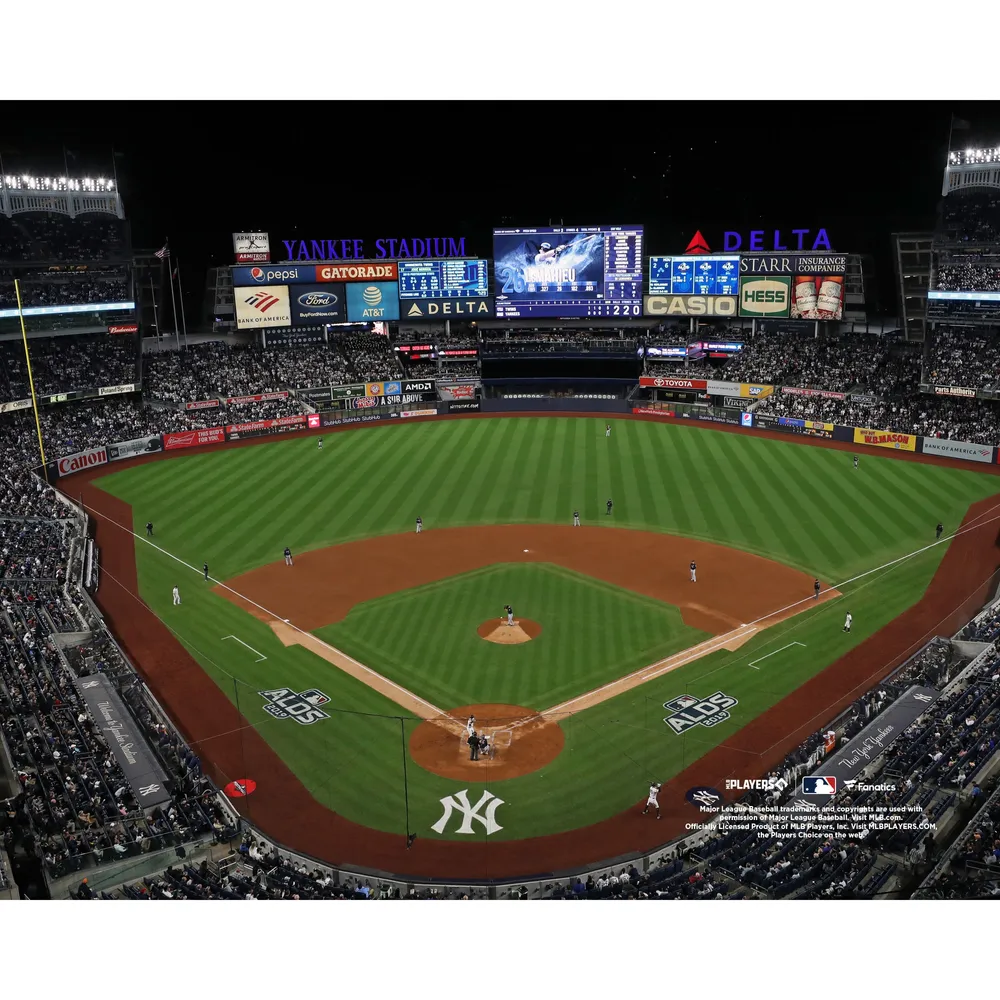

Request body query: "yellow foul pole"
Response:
[14, 278, 49, 482]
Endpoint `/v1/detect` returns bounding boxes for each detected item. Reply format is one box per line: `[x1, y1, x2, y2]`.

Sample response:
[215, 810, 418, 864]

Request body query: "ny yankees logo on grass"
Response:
[432, 789, 505, 836]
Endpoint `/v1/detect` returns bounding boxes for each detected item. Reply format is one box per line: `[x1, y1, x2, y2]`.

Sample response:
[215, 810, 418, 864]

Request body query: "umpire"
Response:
[467, 730, 480, 761]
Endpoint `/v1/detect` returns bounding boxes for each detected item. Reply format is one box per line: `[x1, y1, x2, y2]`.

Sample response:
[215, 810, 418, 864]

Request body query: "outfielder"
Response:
[690, 560, 697, 583]
[853, 454, 859, 470]
[606, 423, 611, 438]
[642, 782, 662, 819]
[573, 509, 580, 527]
[843, 611, 853, 633]
[172, 586, 181, 606]
[318, 437, 323, 451]
[284, 547, 293, 566]
[415, 516, 423, 534]
[203, 562, 209, 581]
[606, 498, 613, 516]
[145, 521, 153, 538]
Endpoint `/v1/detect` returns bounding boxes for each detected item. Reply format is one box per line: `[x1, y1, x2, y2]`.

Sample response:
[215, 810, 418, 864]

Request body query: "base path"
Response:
[218, 524, 823, 635]
[66, 427, 1000, 881]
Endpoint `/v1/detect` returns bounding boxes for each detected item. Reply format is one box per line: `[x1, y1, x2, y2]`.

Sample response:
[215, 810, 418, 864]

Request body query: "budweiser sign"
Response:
[225, 391, 289, 405]
[639, 376, 707, 391]
[107, 323, 139, 335]
[57, 447, 108, 475]
[163, 427, 226, 450]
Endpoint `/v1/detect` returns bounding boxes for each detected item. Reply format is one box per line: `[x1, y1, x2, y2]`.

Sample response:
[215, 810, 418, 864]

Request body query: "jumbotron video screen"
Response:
[492, 225, 644, 318]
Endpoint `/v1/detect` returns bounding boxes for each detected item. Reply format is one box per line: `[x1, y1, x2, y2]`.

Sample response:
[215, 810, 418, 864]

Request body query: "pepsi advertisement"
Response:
[232, 264, 315, 285]
[290, 283, 346, 324]
[492, 225, 644, 319]
[345, 281, 400, 321]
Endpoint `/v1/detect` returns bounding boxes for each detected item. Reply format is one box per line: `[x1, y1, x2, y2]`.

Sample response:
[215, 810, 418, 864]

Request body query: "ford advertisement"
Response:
[290, 283, 347, 324]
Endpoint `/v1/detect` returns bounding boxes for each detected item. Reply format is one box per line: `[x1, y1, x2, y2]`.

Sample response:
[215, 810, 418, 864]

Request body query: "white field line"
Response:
[749, 641, 806, 670]
[221, 635, 267, 662]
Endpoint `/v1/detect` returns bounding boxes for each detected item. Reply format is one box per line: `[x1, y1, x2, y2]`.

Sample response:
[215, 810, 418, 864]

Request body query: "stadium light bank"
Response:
[948, 147, 1000, 166]
[1, 174, 115, 192]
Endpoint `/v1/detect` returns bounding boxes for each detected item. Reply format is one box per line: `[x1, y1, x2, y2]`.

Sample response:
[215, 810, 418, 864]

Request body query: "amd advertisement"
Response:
[493, 225, 644, 319]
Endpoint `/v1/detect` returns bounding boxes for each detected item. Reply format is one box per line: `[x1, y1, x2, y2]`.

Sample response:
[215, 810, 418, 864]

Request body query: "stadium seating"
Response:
[0, 335, 138, 401]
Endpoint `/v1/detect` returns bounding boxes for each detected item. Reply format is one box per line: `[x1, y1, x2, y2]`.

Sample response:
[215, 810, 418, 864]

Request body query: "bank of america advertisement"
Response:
[235, 285, 292, 329]
[346, 281, 400, 321]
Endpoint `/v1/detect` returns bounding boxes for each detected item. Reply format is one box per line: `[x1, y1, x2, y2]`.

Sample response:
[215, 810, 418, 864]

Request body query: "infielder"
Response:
[936, 521, 944, 540]
[573, 509, 580, 527]
[145, 521, 153, 538]
[642, 782, 662, 819]
[284, 547, 293, 566]
[843, 611, 853, 633]
[172, 586, 181, 606]
[814, 579, 821, 600]
[415, 516, 423, 534]
[606, 498, 613, 516]
[606, 423, 611, 438]
[690, 560, 697, 583]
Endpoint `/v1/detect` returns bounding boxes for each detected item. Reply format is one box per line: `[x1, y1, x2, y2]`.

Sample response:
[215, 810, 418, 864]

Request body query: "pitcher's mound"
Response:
[477, 618, 542, 644]
[410, 703, 564, 780]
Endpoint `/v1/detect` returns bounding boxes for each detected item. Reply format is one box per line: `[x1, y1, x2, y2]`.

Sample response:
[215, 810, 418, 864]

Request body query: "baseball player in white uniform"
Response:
[466, 715, 476, 737]
[415, 516, 423, 534]
[690, 560, 697, 583]
[642, 782, 662, 819]
[506, 604, 514, 626]
[172, 586, 181, 606]
[606, 423, 611, 438]
[843, 611, 853, 633]
[573, 509, 580, 527]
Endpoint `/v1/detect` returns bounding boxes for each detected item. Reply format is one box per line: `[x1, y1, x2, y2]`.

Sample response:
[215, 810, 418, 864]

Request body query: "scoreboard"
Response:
[398, 259, 489, 299]
[649, 255, 740, 296]
[493, 225, 644, 319]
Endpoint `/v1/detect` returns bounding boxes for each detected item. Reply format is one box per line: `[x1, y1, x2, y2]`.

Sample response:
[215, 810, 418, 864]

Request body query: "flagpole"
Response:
[150, 275, 161, 344]
[165, 243, 181, 350]
[176, 259, 190, 348]
[15, 279, 49, 483]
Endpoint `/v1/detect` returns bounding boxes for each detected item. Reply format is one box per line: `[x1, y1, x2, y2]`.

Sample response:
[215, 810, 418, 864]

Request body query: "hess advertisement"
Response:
[234, 285, 291, 329]
[345, 282, 400, 321]
[739, 266, 845, 320]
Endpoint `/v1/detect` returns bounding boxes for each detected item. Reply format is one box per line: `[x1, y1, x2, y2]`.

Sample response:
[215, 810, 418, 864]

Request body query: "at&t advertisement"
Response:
[346, 281, 400, 321]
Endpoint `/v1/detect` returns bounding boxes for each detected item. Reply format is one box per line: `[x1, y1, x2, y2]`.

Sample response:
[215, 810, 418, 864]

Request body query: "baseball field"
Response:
[73, 414, 1000, 878]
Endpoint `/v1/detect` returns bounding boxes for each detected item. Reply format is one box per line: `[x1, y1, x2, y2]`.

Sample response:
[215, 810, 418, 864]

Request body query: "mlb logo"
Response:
[802, 775, 837, 796]
[300, 689, 330, 707]
[667, 694, 699, 711]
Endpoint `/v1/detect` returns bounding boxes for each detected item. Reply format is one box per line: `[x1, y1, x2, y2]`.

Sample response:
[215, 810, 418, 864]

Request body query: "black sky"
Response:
[5, 101, 1000, 318]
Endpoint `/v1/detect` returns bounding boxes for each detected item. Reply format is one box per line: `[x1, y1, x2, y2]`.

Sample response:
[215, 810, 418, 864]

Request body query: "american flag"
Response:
[154, 244, 169, 259]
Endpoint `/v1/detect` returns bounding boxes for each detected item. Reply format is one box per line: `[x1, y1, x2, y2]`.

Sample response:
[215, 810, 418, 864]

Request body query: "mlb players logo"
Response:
[258, 688, 331, 726]
[801, 775, 837, 796]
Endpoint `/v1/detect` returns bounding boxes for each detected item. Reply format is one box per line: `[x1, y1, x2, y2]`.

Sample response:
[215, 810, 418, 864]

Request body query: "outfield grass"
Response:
[93, 418, 1000, 840]
[315, 563, 709, 710]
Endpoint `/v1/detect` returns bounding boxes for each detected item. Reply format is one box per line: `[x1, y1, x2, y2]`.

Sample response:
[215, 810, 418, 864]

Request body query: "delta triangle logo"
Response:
[683, 230, 712, 255]
[406, 303, 423, 317]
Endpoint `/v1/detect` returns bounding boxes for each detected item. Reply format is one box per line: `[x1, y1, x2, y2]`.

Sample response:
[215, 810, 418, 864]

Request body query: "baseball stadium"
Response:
[4, 112, 1000, 908]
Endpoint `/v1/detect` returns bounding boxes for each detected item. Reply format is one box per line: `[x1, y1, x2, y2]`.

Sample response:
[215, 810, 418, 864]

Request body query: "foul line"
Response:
[749, 641, 805, 670]
[221, 635, 267, 662]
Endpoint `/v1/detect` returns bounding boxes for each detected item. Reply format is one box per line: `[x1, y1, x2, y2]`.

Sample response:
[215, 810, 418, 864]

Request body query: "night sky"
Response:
[4, 101, 1000, 318]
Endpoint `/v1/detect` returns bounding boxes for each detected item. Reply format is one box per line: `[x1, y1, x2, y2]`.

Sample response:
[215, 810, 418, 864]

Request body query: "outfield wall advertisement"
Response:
[853, 427, 917, 452]
[920, 437, 993, 463]
[164, 427, 227, 450]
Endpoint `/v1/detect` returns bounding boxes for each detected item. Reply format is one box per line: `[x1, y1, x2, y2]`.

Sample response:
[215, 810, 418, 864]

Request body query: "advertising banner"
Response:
[98, 383, 138, 397]
[400, 409, 436, 419]
[933, 385, 977, 398]
[108, 436, 163, 462]
[639, 376, 708, 391]
[315, 262, 399, 283]
[643, 294, 737, 317]
[782, 386, 847, 401]
[185, 399, 221, 411]
[445, 401, 481, 412]
[646, 346, 688, 358]
[437, 383, 480, 401]
[290, 283, 346, 324]
[739, 254, 848, 275]
[345, 281, 400, 321]
[320, 410, 401, 429]
[0, 399, 31, 413]
[400, 297, 493, 319]
[853, 427, 916, 452]
[921, 437, 994, 463]
[235, 285, 292, 329]
[233, 232, 270, 264]
[57, 446, 108, 476]
[163, 427, 226, 450]
[330, 384, 368, 399]
[738, 275, 791, 318]
[225, 391, 289, 406]
[107, 323, 139, 335]
[439, 349, 479, 357]
[850, 393, 878, 404]
[349, 392, 433, 409]
[232, 264, 314, 285]
[778, 416, 835, 438]
[225, 415, 307, 438]
[75, 673, 173, 810]
[632, 407, 675, 417]
[308, 414, 321, 428]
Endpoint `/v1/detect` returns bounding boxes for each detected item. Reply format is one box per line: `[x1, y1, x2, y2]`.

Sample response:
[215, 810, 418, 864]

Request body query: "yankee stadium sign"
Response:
[282, 237, 468, 261]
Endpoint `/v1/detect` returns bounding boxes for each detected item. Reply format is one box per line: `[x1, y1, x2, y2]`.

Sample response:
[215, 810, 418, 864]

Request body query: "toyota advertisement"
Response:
[290, 283, 346, 324]
[346, 282, 400, 321]
[234, 285, 291, 329]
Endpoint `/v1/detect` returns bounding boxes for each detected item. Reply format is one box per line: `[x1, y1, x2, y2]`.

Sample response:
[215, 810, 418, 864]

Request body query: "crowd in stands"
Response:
[403, 361, 477, 380]
[959, 600, 1000, 643]
[934, 260, 1000, 294]
[0, 213, 129, 264]
[0, 335, 138, 401]
[339, 332, 398, 382]
[939, 190, 1000, 245]
[0, 272, 130, 310]
[927, 326, 1000, 388]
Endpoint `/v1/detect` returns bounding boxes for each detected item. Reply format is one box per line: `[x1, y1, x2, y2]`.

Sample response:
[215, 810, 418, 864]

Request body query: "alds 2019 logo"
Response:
[663, 691, 738, 734]
[259, 688, 331, 725]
